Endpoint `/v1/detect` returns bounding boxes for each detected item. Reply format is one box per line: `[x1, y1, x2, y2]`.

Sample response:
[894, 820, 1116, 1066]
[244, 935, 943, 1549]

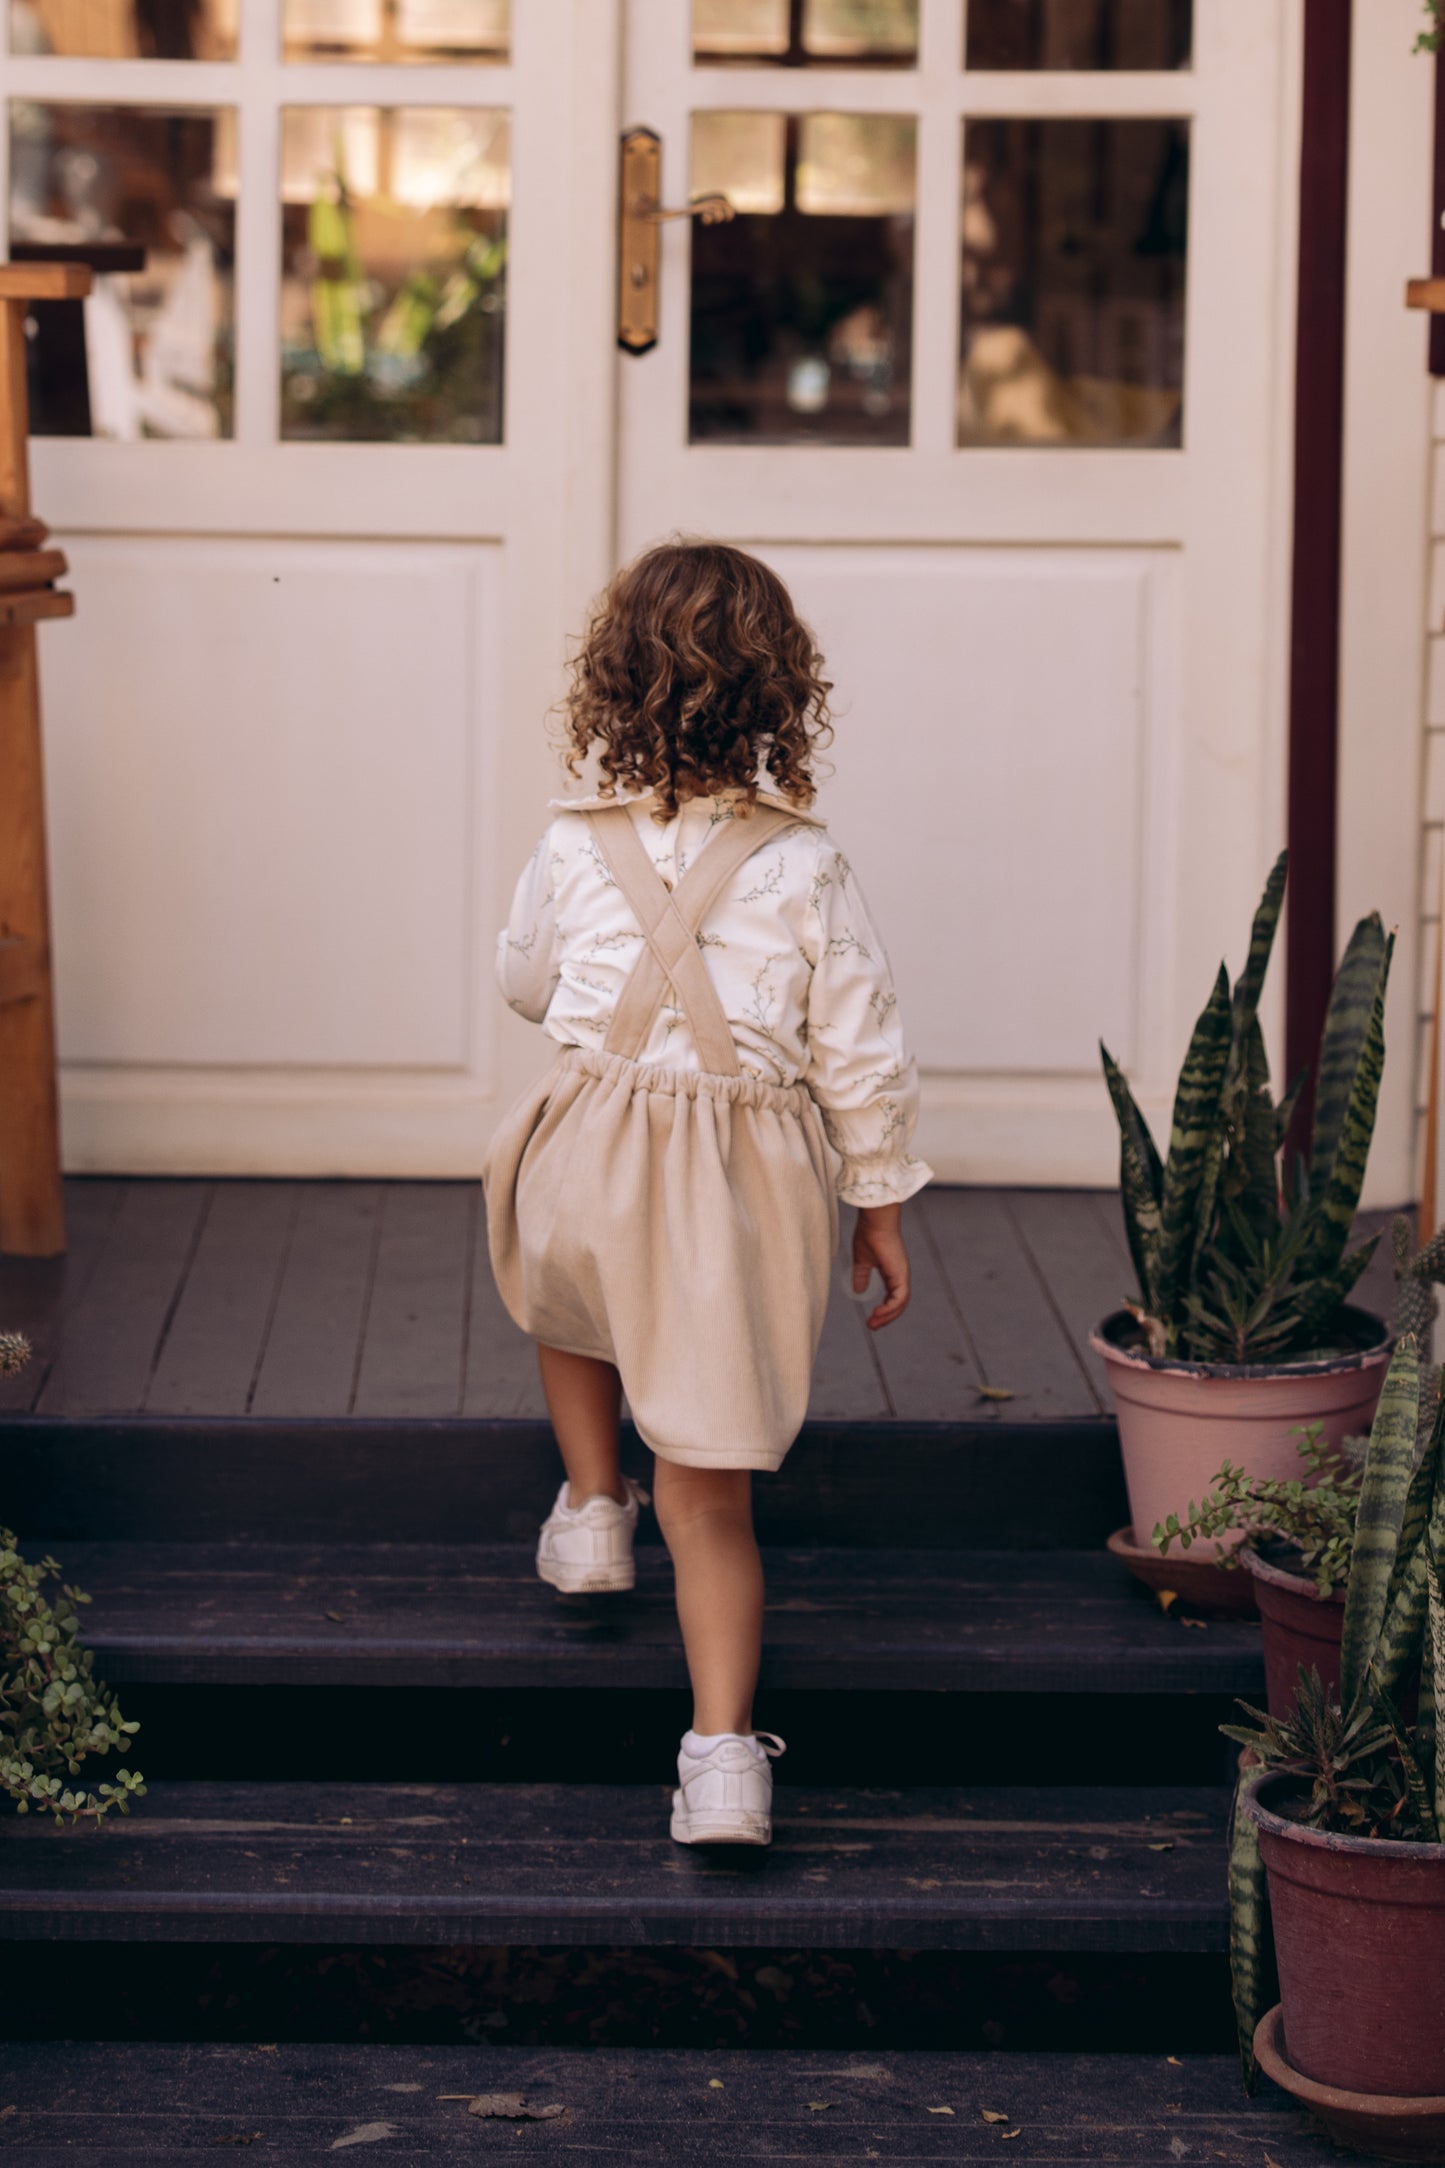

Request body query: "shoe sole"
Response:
[536, 1556, 636, 1595]
[670, 1801, 771, 1847]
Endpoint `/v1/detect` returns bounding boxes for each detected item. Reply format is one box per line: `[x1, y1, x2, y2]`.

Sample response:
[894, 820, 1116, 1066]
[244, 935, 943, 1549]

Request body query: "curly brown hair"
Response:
[563, 540, 832, 820]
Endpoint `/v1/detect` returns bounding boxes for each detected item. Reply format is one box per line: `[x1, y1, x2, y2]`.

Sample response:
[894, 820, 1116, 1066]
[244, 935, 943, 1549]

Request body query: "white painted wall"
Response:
[1338, 0, 1434, 1209]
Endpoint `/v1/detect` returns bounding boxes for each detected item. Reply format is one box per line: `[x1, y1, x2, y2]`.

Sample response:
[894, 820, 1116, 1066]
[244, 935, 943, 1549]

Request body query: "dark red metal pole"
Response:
[1285, 0, 1353, 1132]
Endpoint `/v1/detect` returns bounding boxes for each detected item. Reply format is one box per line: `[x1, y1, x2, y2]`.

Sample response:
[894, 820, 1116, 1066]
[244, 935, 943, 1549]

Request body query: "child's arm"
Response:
[801, 837, 932, 1326]
[496, 826, 563, 1024]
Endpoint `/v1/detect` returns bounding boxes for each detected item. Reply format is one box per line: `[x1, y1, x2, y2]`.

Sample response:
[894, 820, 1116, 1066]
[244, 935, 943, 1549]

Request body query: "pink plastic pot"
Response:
[1090, 1308, 1391, 1566]
[1240, 1547, 1345, 1714]
[1245, 1771, 1445, 2099]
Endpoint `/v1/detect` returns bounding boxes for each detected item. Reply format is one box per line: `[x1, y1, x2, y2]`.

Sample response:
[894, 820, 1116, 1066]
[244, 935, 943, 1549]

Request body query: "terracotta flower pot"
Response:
[1239, 1546, 1345, 1713]
[1090, 1308, 1390, 1578]
[1254, 2006, 1445, 2164]
[1244, 1770, 1445, 2099]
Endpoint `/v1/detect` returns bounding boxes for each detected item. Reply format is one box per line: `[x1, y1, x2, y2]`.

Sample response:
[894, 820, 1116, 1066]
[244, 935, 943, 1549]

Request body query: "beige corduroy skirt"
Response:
[484, 1044, 837, 1470]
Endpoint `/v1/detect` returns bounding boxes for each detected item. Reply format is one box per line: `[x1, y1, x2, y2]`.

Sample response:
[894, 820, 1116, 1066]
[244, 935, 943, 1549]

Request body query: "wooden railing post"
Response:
[0, 261, 89, 1258]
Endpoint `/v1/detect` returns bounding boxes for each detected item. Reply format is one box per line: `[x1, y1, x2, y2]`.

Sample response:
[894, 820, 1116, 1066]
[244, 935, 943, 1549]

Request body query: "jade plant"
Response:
[1101, 853, 1393, 1364]
[0, 1332, 144, 1825]
[1226, 1336, 1445, 2086]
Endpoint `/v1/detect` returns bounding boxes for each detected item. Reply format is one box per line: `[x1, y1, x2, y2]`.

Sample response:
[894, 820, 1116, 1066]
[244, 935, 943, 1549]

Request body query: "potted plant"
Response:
[1156, 1425, 1360, 1703]
[1093, 854, 1395, 1595]
[1229, 1337, 1445, 2157]
[0, 1333, 144, 1826]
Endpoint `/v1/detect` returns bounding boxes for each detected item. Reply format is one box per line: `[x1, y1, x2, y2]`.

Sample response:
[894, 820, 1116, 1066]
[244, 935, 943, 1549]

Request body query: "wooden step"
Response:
[2, 1416, 1125, 1548]
[0, 2042, 1338, 2164]
[54, 1542, 1262, 1695]
[0, 1781, 1227, 1951]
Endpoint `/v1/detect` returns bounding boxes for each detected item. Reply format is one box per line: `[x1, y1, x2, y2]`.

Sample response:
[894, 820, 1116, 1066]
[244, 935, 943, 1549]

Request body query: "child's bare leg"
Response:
[537, 1345, 627, 1505]
[652, 1459, 763, 1736]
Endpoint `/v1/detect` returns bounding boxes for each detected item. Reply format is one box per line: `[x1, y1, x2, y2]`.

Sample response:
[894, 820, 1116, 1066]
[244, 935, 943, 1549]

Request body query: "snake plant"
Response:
[1101, 852, 1393, 1364]
[1225, 1337, 1445, 2088]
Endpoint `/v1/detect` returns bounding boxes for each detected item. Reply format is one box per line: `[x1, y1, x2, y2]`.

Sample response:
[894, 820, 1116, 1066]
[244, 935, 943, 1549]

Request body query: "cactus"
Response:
[1101, 852, 1393, 1364]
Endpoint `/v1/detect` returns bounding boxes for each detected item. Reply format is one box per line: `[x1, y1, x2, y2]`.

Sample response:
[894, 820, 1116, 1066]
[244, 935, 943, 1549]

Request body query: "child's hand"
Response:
[852, 1203, 911, 1330]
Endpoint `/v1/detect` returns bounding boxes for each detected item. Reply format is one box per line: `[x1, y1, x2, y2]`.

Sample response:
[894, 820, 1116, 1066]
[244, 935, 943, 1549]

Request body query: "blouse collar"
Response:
[548, 783, 826, 826]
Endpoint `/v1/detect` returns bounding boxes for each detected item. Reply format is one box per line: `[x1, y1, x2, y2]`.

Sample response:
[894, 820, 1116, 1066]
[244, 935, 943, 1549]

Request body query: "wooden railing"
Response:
[0, 262, 89, 1257]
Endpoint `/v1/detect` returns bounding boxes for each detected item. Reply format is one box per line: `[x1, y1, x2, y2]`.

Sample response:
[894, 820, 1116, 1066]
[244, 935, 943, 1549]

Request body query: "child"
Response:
[484, 540, 930, 1847]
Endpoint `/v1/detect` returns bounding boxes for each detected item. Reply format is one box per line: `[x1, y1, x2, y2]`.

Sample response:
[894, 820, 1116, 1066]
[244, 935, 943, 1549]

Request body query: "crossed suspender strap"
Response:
[584, 803, 794, 1076]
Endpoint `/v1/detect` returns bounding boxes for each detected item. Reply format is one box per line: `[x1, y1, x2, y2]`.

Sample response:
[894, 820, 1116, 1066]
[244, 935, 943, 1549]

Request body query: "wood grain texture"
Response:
[923, 1191, 1098, 1423]
[0, 1178, 122, 1412]
[146, 1184, 297, 1416]
[0, 2043, 1340, 2164]
[249, 1183, 383, 1419]
[0, 1779, 1229, 1949]
[34, 1182, 209, 1413]
[46, 1542, 1263, 1695]
[352, 1182, 475, 1417]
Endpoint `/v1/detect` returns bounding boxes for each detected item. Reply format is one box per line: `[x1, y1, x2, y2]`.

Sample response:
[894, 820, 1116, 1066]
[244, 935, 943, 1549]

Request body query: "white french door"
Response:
[620, 0, 1303, 1185]
[7, 0, 616, 1173]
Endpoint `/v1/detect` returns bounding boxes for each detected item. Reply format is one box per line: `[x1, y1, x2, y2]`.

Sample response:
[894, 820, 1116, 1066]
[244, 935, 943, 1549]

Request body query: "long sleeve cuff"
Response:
[835, 1152, 934, 1208]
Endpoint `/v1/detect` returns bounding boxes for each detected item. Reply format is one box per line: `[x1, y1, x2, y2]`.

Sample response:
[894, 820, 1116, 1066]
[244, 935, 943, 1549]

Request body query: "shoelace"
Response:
[753, 1732, 786, 1760]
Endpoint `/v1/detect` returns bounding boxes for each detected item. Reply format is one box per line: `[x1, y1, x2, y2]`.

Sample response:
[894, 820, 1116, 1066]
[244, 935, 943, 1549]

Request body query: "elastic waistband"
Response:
[559, 1044, 812, 1115]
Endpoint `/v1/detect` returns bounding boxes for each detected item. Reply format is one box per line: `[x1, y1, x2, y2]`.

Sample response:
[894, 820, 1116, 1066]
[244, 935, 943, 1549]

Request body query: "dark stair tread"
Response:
[44, 1542, 1263, 1692]
[0, 1780, 1228, 1950]
[0, 2043, 1333, 2164]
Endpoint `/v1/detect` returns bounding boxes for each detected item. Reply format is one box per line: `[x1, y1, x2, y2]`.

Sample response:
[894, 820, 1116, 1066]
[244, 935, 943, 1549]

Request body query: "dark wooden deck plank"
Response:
[923, 1191, 1098, 1424]
[463, 1200, 549, 1419]
[0, 1778, 1228, 1949]
[0, 1178, 125, 1413]
[0, 2043, 1340, 2165]
[49, 1542, 1262, 1694]
[1005, 1190, 1131, 1412]
[145, 1184, 297, 1417]
[34, 1182, 211, 1416]
[808, 1216, 890, 1418]
[352, 1183, 474, 1419]
[249, 1184, 383, 1419]
[863, 1205, 983, 1421]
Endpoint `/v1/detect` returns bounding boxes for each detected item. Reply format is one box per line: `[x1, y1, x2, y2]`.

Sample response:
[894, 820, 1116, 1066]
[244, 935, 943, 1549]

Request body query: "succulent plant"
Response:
[1226, 1337, 1445, 2088]
[1101, 852, 1393, 1364]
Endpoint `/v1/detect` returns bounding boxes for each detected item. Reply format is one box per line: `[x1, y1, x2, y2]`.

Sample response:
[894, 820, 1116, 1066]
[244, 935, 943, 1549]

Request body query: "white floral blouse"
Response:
[495, 786, 933, 1208]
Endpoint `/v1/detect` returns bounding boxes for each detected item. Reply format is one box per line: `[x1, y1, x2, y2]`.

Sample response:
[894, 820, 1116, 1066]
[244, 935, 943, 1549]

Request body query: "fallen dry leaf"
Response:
[1264, 2155, 1285, 2168]
[330, 2125, 398, 2150]
[807, 2102, 832, 2112]
[1180, 1617, 1209, 1631]
[928, 2106, 956, 2116]
[1156, 1590, 1179, 1614]
[324, 1610, 348, 1623]
[1147, 1842, 1176, 1852]
[1167, 2057, 1182, 2067]
[438, 2095, 565, 2122]
[1002, 2131, 1022, 2141]
[709, 2079, 724, 2090]
[981, 2110, 1010, 2124]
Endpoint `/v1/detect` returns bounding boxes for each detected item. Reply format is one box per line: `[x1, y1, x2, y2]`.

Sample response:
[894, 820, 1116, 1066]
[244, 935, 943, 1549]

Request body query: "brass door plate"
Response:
[618, 126, 662, 354]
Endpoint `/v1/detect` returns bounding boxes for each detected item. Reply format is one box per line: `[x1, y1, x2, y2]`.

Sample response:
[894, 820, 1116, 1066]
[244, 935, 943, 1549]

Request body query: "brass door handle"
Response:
[618, 127, 734, 355]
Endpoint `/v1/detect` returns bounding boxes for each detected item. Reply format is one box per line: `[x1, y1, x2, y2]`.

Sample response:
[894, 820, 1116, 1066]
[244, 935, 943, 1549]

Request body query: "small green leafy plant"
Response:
[1226, 1337, 1445, 2089]
[1418, 1, 1444, 54]
[0, 1333, 144, 1824]
[1102, 853, 1392, 1364]
[1152, 1424, 1363, 1596]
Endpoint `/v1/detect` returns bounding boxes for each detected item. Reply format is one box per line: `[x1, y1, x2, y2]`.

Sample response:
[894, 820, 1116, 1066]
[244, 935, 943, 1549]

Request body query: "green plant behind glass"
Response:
[1101, 853, 1392, 1364]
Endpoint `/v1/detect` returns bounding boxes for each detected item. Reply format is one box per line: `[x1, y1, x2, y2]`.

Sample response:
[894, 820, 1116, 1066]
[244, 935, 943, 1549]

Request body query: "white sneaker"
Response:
[671, 1730, 786, 1847]
[535, 1477, 645, 1594]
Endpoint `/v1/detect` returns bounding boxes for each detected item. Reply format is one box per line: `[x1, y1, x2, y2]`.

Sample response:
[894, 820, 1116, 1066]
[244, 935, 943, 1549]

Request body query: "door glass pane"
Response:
[690, 110, 915, 444]
[9, 0, 237, 57]
[280, 106, 507, 443]
[966, 0, 1191, 70]
[694, 0, 917, 66]
[958, 117, 1188, 448]
[9, 101, 236, 437]
[283, 0, 508, 63]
